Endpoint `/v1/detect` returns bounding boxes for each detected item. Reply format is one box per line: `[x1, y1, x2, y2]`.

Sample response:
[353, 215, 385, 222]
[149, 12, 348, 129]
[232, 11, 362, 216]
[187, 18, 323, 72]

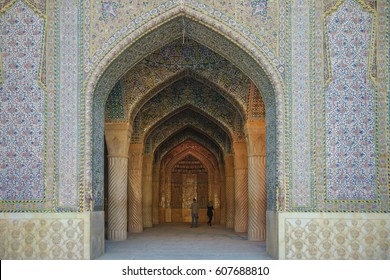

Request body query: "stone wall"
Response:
[0, 212, 104, 260]
[277, 212, 389, 260]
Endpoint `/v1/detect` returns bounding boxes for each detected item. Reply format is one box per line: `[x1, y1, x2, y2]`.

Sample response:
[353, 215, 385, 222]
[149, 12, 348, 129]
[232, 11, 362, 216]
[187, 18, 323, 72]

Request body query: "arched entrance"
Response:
[85, 8, 285, 258]
[160, 140, 221, 224]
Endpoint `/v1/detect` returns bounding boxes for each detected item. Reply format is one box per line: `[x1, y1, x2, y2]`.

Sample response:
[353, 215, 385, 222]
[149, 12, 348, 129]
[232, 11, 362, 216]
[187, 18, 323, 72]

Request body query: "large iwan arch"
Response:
[85, 8, 284, 259]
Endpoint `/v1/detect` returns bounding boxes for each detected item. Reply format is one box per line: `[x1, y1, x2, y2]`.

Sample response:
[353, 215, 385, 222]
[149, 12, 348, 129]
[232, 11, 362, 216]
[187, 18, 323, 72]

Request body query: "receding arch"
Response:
[142, 106, 235, 146]
[88, 10, 283, 236]
[164, 146, 219, 174]
[128, 68, 248, 123]
[154, 127, 224, 163]
[158, 139, 222, 224]
[145, 112, 232, 155]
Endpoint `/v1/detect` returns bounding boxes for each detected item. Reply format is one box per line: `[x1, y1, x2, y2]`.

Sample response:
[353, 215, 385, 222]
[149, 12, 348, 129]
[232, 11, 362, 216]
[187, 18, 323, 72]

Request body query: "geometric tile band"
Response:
[105, 80, 125, 120]
[0, 1, 45, 201]
[290, 0, 312, 208]
[325, 0, 377, 201]
[57, 1, 80, 208]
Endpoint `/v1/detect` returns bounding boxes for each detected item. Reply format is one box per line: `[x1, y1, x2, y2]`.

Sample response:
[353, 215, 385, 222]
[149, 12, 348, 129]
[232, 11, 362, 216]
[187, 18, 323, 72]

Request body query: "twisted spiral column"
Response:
[105, 123, 130, 241]
[233, 142, 248, 233]
[128, 144, 144, 233]
[248, 155, 266, 241]
[107, 156, 128, 240]
[152, 163, 160, 225]
[142, 154, 153, 228]
[234, 169, 248, 232]
[246, 120, 267, 241]
[220, 165, 226, 225]
[224, 154, 235, 229]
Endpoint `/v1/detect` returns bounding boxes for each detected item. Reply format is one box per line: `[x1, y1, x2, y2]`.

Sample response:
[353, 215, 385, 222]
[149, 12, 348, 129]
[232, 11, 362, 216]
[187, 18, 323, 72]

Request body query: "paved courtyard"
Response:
[97, 223, 274, 260]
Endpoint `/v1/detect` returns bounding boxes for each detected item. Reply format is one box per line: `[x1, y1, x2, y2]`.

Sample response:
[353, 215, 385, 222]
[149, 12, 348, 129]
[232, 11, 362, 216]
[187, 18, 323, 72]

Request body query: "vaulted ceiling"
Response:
[105, 38, 265, 165]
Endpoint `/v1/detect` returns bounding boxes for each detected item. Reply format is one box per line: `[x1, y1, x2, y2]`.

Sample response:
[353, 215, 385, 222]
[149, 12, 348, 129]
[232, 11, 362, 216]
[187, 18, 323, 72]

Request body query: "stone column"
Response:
[142, 154, 153, 228]
[246, 120, 266, 241]
[152, 162, 160, 225]
[224, 154, 235, 229]
[208, 173, 214, 202]
[105, 123, 130, 241]
[220, 162, 226, 225]
[214, 168, 221, 224]
[233, 141, 248, 233]
[165, 171, 171, 222]
[159, 164, 166, 223]
[128, 143, 144, 233]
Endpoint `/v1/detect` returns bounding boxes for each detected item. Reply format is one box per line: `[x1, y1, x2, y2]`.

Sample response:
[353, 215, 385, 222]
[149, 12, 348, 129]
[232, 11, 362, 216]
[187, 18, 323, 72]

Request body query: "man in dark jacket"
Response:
[207, 201, 214, 226]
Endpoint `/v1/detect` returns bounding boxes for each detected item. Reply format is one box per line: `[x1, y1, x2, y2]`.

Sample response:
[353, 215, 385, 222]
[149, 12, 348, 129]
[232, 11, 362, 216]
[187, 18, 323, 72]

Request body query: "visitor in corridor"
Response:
[207, 201, 214, 226]
[190, 198, 199, 228]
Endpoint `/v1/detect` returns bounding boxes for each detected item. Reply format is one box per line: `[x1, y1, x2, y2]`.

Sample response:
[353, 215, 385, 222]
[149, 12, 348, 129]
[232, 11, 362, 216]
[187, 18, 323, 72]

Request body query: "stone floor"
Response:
[97, 223, 274, 260]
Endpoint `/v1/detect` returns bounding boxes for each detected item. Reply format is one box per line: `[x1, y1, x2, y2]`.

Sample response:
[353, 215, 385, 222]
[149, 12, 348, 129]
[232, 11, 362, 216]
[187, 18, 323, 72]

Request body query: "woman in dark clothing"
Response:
[207, 201, 214, 226]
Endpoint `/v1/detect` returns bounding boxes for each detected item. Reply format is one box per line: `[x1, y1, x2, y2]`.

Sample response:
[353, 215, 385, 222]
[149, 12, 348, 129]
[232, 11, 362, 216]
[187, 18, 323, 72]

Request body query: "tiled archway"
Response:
[89, 9, 283, 258]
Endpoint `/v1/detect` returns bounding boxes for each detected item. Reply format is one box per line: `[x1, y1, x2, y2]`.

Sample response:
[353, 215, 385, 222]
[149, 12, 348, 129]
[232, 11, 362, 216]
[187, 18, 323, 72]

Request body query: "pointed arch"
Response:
[86, 8, 284, 219]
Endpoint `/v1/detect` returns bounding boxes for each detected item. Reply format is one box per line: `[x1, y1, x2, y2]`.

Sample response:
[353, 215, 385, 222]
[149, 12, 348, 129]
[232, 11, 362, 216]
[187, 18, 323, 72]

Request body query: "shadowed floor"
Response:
[97, 223, 274, 260]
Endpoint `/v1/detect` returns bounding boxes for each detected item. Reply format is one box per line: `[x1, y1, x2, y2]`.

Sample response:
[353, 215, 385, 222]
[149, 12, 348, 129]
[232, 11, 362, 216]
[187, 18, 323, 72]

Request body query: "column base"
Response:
[107, 229, 127, 241]
[128, 225, 143, 233]
[225, 221, 234, 229]
[234, 225, 247, 233]
[248, 228, 266, 241]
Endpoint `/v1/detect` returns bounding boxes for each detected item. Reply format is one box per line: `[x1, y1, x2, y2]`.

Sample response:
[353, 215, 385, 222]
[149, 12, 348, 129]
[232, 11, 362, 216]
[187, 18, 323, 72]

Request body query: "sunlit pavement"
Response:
[96, 223, 274, 260]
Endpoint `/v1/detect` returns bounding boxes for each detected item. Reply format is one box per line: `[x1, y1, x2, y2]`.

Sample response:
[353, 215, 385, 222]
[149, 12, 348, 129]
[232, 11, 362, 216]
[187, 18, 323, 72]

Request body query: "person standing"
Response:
[190, 198, 199, 228]
[207, 201, 214, 226]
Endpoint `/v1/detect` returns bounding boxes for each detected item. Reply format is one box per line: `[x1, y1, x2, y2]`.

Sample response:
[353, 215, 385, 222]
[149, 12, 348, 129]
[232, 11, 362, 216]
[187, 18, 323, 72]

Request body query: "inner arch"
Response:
[93, 11, 282, 250]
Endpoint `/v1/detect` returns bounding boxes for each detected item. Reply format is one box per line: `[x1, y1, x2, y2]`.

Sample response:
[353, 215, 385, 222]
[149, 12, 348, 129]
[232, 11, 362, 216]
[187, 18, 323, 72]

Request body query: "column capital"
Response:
[245, 120, 266, 157]
[105, 122, 131, 157]
[233, 141, 248, 169]
[128, 143, 145, 170]
[224, 153, 235, 177]
[105, 122, 132, 132]
[245, 119, 266, 129]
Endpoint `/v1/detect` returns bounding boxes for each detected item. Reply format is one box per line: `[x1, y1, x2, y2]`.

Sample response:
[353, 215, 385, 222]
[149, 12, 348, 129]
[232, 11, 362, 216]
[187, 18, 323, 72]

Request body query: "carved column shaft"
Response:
[165, 172, 171, 222]
[159, 164, 166, 223]
[248, 155, 266, 241]
[220, 163, 226, 225]
[105, 123, 130, 241]
[142, 154, 153, 228]
[208, 173, 213, 202]
[128, 143, 144, 233]
[224, 154, 235, 229]
[107, 156, 128, 240]
[246, 120, 266, 241]
[152, 162, 160, 225]
[214, 168, 221, 224]
[233, 142, 248, 233]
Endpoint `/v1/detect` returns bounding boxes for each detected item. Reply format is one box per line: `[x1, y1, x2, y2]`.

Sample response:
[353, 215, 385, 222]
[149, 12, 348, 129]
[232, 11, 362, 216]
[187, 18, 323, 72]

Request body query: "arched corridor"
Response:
[100, 20, 275, 249]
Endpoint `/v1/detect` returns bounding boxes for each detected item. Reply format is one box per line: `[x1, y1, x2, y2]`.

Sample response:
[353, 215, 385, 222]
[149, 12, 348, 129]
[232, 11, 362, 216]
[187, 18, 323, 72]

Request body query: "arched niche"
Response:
[159, 142, 220, 224]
